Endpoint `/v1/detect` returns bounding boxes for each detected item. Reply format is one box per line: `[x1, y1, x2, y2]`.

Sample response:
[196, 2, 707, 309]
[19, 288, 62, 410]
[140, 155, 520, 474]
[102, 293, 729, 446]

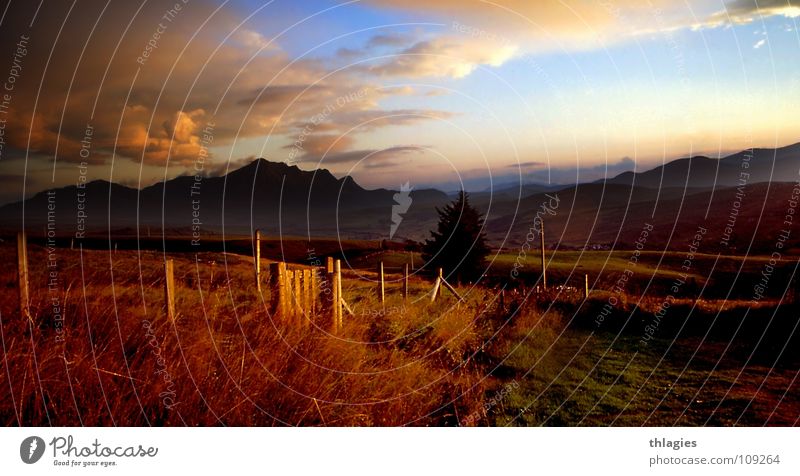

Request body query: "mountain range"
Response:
[602, 142, 800, 189]
[1, 142, 798, 252]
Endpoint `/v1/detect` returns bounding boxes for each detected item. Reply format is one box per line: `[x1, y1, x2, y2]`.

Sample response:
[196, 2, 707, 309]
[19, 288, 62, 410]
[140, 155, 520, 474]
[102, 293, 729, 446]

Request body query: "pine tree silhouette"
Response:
[422, 191, 490, 283]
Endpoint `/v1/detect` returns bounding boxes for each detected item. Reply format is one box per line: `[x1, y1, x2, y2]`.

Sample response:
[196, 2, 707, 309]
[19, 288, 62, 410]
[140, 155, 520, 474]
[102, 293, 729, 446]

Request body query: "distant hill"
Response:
[488, 181, 800, 254]
[601, 142, 800, 189]
[469, 182, 568, 203]
[1, 142, 799, 252]
[0, 159, 450, 240]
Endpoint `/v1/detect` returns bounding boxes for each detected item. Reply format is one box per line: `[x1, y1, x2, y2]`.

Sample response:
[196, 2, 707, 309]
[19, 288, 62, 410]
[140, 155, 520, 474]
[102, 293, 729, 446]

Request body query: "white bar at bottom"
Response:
[1, 427, 797, 475]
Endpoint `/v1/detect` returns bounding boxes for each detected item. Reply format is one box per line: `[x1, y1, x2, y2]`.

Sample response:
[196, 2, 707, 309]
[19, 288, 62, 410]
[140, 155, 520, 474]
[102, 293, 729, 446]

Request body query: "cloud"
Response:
[331, 34, 416, 62]
[363, 159, 407, 169]
[285, 107, 457, 139]
[700, 0, 800, 28]
[508, 161, 545, 168]
[365, 0, 670, 51]
[163, 109, 205, 143]
[375, 85, 422, 96]
[0, 0, 451, 176]
[286, 133, 356, 158]
[236, 84, 335, 115]
[365, 0, 800, 52]
[367, 33, 414, 48]
[367, 0, 624, 31]
[334, 32, 516, 79]
[365, 37, 518, 78]
[0, 0, 307, 166]
[336, 47, 363, 59]
[295, 144, 429, 167]
[232, 28, 280, 53]
[135, 109, 211, 166]
[330, 108, 457, 130]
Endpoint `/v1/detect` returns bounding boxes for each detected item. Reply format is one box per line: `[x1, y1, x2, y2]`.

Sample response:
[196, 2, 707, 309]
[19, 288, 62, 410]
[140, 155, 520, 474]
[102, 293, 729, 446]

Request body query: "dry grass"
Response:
[4, 242, 795, 427]
[0, 243, 495, 426]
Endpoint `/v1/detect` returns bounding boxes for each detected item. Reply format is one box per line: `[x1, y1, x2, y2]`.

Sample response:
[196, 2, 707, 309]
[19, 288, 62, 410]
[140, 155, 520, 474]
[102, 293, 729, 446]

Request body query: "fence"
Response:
[13, 231, 561, 334]
[260, 257, 459, 332]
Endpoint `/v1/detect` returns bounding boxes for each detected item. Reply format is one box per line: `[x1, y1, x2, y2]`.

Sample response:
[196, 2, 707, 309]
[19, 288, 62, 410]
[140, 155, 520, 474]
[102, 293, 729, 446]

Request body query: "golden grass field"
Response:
[0, 242, 499, 425]
[1, 239, 798, 426]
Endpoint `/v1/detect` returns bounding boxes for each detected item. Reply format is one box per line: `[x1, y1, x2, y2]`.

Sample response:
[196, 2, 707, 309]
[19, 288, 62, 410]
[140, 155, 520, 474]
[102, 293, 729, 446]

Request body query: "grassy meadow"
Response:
[0, 237, 798, 426]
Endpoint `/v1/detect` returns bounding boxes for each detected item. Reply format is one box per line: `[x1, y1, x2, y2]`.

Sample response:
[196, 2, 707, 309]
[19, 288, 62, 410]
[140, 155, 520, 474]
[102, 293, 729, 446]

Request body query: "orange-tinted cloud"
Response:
[366, 0, 800, 48]
[0, 0, 453, 173]
[366, 37, 518, 78]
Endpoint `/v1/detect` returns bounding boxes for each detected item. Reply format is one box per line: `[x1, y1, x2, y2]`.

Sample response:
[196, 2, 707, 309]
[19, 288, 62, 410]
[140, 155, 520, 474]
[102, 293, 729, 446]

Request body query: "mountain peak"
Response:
[242, 157, 289, 171]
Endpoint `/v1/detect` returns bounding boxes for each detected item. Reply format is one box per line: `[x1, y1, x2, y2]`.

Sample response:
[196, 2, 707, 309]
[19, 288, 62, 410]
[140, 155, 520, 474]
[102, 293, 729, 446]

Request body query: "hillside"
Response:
[1, 142, 798, 252]
[601, 142, 800, 189]
[0, 159, 450, 240]
[491, 181, 800, 253]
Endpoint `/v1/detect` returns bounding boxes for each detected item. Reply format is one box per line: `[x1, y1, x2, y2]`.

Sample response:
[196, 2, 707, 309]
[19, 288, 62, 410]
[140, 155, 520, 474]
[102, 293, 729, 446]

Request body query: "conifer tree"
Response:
[422, 191, 490, 283]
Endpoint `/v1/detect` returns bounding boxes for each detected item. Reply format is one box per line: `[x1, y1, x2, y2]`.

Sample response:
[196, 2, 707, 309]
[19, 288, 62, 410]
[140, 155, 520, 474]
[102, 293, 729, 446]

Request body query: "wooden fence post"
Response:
[302, 269, 311, 322]
[286, 267, 295, 318]
[333, 259, 342, 331]
[377, 261, 385, 304]
[281, 269, 289, 317]
[584, 273, 589, 300]
[441, 275, 464, 302]
[209, 261, 216, 290]
[324, 261, 335, 330]
[269, 262, 287, 317]
[17, 232, 29, 318]
[403, 263, 409, 300]
[431, 267, 443, 302]
[293, 269, 302, 324]
[164, 259, 176, 320]
[254, 229, 261, 292]
[311, 268, 319, 313]
[540, 220, 547, 290]
[285, 269, 295, 319]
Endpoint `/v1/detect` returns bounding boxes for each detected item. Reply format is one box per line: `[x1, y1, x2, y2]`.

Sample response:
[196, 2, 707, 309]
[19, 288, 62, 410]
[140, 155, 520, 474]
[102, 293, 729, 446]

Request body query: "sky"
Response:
[0, 0, 798, 203]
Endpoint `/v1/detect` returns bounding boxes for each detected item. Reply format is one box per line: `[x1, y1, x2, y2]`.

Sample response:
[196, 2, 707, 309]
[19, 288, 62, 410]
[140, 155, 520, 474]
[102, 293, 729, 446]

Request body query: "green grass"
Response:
[488, 249, 796, 301]
[490, 328, 798, 426]
[492, 249, 783, 280]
